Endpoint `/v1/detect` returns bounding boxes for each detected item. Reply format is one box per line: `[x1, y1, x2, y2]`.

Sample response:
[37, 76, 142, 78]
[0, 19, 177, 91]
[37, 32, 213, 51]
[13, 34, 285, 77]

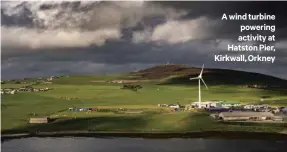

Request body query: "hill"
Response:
[1, 64, 287, 135]
[130, 64, 287, 87]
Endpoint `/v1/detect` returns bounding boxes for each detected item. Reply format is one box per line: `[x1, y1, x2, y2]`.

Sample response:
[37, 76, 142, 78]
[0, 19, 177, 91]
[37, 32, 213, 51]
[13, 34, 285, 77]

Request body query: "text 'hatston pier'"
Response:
[228, 44, 275, 52]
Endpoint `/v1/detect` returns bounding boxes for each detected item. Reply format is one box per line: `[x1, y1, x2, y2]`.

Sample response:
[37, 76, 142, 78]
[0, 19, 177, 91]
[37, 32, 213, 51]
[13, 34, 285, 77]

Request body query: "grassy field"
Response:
[1, 74, 287, 134]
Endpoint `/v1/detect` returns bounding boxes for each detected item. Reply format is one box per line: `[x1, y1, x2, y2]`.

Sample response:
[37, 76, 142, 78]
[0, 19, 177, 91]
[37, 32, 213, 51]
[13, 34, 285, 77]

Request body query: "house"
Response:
[10, 90, 16, 94]
[29, 117, 49, 124]
[33, 88, 40, 92]
[220, 101, 241, 108]
[169, 104, 180, 109]
[112, 80, 123, 83]
[47, 77, 53, 81]
[218, 111, 281, 121]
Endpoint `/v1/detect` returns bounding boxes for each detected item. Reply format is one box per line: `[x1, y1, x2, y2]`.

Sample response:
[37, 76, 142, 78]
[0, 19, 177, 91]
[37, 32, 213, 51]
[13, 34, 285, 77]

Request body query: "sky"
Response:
[1, 1, 287, 80]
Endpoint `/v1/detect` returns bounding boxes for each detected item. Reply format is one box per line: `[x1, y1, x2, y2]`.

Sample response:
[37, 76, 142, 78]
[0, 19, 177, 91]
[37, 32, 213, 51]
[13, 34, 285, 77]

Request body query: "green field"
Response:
[1, 74, 287, 134]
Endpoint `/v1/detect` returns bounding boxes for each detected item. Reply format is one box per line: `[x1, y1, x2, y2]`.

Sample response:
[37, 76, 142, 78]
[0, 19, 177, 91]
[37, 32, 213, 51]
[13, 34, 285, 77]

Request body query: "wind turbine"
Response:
[190, 64, 208, 108]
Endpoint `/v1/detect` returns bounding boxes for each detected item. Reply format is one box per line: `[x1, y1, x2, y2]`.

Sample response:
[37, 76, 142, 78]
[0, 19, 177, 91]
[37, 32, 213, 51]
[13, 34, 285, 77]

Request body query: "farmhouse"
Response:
[218, 111, 282, 122]
[112, 80, 123, 83]
[1, 88, 17, 94]
[29, 117, 49, 124]
[169, 104, 180, 109]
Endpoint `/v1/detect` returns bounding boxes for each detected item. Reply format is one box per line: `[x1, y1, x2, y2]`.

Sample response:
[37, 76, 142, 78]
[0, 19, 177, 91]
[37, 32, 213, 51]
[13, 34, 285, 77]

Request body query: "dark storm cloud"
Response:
[2, 39, 287, 80]
[156, 1, 287, 40]
[1, 1, 287, 80]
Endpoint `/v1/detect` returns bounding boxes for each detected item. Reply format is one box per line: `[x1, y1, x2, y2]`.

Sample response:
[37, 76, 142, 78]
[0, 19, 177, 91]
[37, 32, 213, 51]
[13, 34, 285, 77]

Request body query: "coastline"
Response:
[2, 131, 287, 142]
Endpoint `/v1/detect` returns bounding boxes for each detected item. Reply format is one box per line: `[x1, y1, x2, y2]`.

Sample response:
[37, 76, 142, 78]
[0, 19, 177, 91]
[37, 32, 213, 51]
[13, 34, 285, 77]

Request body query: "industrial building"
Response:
[217, 111, 282, 122]
[192, 100, 241, 108]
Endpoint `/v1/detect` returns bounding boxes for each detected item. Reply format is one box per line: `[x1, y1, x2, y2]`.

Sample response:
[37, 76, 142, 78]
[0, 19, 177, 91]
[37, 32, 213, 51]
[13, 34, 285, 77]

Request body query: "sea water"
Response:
[2, 137, 286, 152]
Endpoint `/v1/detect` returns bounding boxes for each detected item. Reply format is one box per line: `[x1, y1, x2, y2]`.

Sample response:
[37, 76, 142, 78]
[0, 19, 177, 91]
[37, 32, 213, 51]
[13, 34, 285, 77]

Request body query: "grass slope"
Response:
[1, 65, 287, 134]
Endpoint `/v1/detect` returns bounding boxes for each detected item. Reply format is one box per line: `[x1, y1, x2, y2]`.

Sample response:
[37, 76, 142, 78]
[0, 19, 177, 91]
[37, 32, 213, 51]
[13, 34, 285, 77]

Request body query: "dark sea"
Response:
[2, 137, 286, 152]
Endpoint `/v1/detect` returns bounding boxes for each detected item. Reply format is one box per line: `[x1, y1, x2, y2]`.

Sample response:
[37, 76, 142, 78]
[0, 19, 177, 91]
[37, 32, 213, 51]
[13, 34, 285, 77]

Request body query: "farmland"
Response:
[1, 65, 287, 134]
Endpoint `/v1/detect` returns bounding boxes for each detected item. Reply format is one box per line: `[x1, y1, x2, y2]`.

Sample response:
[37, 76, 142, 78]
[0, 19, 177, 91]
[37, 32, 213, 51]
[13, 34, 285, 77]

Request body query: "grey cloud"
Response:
[275, 40, 287, 49]
[132, 17, 220, 44]
[1, 1, 188, 50]
[1, 26, 121, 49]
[1, 1, 287, 80]
[2, 40, 287, 80]
[1, 57, 156, 80]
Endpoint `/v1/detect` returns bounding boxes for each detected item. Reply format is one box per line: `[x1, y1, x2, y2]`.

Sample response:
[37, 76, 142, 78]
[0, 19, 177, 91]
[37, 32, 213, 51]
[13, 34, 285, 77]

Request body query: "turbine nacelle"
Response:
[189, 64, 208, 89]
[189, 77, 208, 89]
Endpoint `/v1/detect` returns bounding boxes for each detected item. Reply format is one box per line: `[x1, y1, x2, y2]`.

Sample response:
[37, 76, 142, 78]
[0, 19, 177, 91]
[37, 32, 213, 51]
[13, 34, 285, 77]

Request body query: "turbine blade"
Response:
[200, 78, 208, 89]
[199, 64, 204, 77]
[189, 77, 199, 80]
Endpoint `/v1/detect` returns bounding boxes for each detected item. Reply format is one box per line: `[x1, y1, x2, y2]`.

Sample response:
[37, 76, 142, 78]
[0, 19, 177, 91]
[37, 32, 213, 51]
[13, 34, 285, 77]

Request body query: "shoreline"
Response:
[2, 131, 287, 142]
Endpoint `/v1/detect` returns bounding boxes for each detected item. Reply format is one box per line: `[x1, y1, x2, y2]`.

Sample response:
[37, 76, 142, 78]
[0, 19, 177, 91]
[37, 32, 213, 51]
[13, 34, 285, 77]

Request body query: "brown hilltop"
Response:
[133, 64, 209, 79]
[130, 64, 287, 87]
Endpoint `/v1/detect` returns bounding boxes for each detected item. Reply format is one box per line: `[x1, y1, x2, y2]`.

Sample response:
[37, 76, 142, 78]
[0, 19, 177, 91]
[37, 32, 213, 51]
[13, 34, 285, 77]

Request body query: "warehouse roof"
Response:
[220, 112, 274, 117]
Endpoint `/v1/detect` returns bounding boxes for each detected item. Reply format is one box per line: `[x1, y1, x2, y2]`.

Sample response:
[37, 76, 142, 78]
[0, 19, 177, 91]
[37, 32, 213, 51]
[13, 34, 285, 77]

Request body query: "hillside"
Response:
[130, 64, 287, 87]
[2, 64, 287, 135]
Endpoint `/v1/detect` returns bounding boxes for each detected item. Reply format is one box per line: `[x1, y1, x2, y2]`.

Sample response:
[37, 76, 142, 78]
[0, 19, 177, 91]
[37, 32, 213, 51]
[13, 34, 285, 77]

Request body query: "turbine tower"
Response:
[189, 64, 208, 108]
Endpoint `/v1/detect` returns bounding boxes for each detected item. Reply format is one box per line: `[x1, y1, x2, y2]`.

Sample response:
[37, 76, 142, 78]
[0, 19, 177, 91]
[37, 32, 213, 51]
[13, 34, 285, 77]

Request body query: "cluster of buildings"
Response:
[246, 84, 281, 89]
[191, 100, 241, 109]
[1, 86, 52, 95]
[109, 80, 147, 84]
[158, 104, 181, 109]
[61, 97, 79, 100]
[68, 107, 143, 114]
[69, 107, 98, 112]
[1, 89, 16, 95]
[31, 76, 59, 84]
[4, 75, 62, 85]
[191, 100, 287, 113]
[188, 100, 287, 123]
[1, 75, 60, 95]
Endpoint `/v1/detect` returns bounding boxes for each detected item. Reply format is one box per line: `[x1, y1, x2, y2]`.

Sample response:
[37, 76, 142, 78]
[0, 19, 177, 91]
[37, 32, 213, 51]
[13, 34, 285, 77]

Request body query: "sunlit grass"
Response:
[1, 75, 287, 133]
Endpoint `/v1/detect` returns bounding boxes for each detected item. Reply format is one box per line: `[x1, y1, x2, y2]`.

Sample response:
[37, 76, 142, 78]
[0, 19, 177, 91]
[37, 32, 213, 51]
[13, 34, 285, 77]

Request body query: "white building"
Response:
[244, 104, 254, 109]
[10, 90, 16, 94]
[192, 101, 222, 108]
[220, 102, 241, 108]
[244, 104, 268, 110]
[169, 105, 180, 109]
